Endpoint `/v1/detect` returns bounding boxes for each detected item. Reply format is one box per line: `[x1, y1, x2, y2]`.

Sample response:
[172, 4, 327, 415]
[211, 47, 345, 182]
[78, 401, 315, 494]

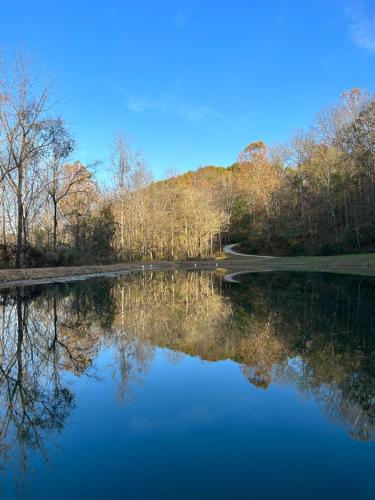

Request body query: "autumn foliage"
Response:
[1, 50, 374, 266]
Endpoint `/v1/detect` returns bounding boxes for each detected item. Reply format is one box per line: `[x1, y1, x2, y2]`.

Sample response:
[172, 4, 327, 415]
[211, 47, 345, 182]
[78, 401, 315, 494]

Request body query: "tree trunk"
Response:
[53, 199, 58, 251]
[121, 198, 124, 254]
[15, 165, 24, 268]
[1, 182, 6, 245]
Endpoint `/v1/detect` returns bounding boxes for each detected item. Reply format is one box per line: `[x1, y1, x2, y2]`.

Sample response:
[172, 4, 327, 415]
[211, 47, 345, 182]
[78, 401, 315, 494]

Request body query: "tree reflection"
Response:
[101, 270, 374, 441]
[0, 280, 117, 491]
[106, 270, 374, 441]
[0, 288, 74, 490]
[228, 272, 375, 441]
[0, 268, 373, 491]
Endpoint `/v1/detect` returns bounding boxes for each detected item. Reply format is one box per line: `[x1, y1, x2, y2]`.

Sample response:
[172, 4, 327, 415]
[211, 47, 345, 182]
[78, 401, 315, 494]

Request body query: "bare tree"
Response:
[111, 133, 132, 253]
[44, 161, 93, 250]
[0, 51, 68, 266]
[111, 133, 152, 258]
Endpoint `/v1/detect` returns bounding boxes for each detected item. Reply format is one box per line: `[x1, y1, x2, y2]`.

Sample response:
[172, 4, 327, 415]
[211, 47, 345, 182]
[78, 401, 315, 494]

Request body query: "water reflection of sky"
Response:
[0, 271, 374, 499]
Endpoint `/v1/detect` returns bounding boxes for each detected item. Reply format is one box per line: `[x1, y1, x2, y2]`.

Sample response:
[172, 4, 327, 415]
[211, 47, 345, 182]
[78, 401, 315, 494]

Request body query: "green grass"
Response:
[217, 252, 375, 277]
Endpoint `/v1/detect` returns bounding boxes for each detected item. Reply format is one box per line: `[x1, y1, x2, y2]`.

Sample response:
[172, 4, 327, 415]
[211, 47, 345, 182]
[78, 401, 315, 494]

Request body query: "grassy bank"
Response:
[1, 252, 375, 288]
[219, 252, 375, 277]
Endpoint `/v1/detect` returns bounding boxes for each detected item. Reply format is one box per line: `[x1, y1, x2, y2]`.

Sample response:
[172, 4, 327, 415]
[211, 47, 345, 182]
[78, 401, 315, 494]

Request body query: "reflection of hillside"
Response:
[0, 267, 373, 486]
[228, 273, 375, 441]
[111, 272, 233, 360]
[110, 272, 287, 379]
[109, 271, 375, 440]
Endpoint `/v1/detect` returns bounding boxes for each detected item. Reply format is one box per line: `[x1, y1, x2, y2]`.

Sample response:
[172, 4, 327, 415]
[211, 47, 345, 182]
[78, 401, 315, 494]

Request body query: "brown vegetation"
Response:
[1, 52, 375, 268]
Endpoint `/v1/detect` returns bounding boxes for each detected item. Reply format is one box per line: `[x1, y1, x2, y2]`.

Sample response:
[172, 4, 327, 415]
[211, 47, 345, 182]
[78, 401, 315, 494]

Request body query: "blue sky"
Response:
[1, 0, 374, 181]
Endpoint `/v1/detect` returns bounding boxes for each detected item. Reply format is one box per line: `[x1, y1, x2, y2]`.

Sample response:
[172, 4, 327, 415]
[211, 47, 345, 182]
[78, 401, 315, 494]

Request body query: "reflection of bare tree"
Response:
[0, 289, 75, 490]
[110, 284, 154, 403]
[46, 294, 101, 376]
[0, 267, 372, 493]
[0, 282, 114, 495]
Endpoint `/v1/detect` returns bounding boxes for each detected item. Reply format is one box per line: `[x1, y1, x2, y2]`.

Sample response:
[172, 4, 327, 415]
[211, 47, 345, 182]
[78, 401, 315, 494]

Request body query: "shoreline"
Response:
[1, 252, 375, 288]
[0, 260, 220, 289]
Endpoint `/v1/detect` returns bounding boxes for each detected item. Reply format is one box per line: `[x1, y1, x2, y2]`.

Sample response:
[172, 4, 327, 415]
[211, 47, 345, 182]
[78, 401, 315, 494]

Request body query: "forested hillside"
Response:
[1, 53, 374, 267]
[131, 87, 375, 258]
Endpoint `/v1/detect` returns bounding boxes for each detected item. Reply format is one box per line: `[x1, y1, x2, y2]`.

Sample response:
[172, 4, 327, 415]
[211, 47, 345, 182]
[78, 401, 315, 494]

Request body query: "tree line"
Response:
[1, 52, 374, 268]
[0, 53, 227, 267]
[161, 87, 375, 257]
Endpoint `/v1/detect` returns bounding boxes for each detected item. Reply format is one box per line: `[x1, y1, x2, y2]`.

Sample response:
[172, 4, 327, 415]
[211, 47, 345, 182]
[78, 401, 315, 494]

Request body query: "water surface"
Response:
[0, 271, 374, 499]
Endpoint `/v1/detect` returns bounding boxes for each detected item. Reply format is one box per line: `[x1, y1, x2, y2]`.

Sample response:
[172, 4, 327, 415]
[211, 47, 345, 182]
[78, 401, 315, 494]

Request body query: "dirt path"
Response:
[223, 243, 277, 258]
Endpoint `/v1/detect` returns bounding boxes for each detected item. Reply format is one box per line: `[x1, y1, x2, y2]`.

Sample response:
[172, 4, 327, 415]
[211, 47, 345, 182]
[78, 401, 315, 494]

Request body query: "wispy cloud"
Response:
[125, 94, 217, 122]
[109, 82, 220, 122]
[174, 7, 192, 30]
[347, 5, 375, 53]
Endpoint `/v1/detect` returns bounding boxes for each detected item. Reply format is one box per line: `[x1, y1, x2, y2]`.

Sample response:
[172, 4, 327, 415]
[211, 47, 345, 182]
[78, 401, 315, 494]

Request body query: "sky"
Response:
[1, 0, 374, 182]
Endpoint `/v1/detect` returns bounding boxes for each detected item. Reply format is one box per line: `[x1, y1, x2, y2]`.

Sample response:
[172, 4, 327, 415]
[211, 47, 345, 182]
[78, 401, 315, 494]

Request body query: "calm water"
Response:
[0, 271, 374, 499]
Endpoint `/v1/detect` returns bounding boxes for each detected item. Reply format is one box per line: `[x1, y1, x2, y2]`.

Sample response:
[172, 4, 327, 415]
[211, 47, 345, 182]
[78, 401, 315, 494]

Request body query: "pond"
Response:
[0, 271, 374, 499]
